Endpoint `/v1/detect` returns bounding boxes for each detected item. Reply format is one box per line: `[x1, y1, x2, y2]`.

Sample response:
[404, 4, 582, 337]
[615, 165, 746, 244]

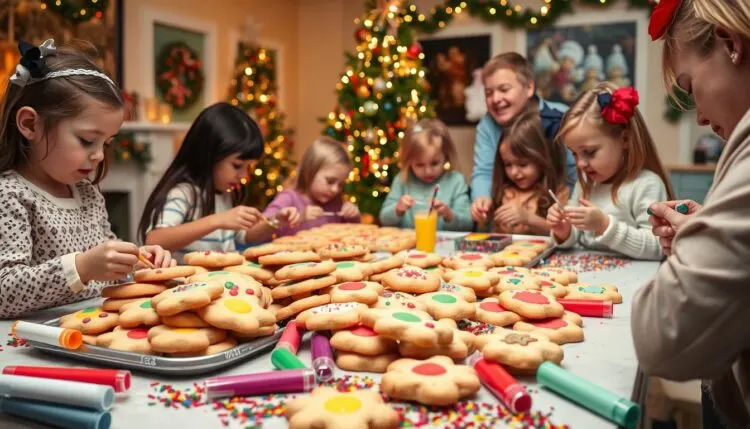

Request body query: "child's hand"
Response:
[339, 202, 361, 219]
[565, 199, 610, 235]
[470, 197, 492, 223]
[138, 245, 176, 268]
[395, 195, 415, 216]
[493, 204, 528, 228]
[215, 206, 261, 230]
[432, 199, 454, 222]
[303, 205, 324, 222]
[547, 204, 572, 241]
[276, 207, 301, 227]
[76, 241, 140, 284]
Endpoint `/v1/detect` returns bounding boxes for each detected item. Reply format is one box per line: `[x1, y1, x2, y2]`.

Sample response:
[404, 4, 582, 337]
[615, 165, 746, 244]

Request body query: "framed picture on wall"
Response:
[519, 11, 649, 110]
[419, 34, 491, 126]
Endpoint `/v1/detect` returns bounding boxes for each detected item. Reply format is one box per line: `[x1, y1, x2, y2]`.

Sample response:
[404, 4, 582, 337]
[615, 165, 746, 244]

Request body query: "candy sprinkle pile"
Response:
[6, 332, 28, 348]
[323, 374, 379, 392]
[541, 252, 631, 272]
[458, 319, 497, 336]
[393, 401, 570, 429]
[147, 382, 207, 409]
[213, 395, 287, 428]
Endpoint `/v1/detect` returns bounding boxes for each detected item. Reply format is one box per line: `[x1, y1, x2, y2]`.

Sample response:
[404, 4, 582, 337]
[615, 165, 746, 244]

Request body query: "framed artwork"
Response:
[519, 11, 648, 110]
[419, 34, 491, 126]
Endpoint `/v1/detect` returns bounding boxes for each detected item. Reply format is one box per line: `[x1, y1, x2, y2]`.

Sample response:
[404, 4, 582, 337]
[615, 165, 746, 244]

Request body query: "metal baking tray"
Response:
[524, 243, 556, 269]
[27, 318, 283, 376]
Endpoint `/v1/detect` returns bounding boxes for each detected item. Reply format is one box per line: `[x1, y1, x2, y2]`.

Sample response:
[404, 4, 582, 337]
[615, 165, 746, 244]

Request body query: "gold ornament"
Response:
[357, 85, 371, 98]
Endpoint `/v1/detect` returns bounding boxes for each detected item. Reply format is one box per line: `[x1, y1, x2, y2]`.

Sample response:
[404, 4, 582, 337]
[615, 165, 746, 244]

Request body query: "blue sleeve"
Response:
[442, 173, 473, 231]
[470, 114, 500, 201]
[379, 175, 405, 227]
[540, 101, 577, 192]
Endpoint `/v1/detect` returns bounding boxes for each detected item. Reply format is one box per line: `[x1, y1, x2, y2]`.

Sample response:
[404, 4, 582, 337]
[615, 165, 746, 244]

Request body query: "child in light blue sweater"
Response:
[379, 119, 472, 231]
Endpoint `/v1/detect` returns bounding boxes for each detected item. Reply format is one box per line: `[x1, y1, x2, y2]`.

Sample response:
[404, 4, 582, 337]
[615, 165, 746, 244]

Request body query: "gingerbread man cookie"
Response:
[285, 387, 400, 429]
[184, 250, 244, 268]
[147, 325, 227, 354]
[223, 260, 274, 282]
[374, 291, 425, 311]
[295, 302, 367, 331]
[101, 283, 167, 299]
[565, 283, 622, 303]
[133, 266, 196, 283]
[398, 330, 477, 360]
[329, 325, 398, 356]
[151, 281, 225, 317]
[59, 307, 119, 334]
[381, 356, 480, 406]
[473, 297, 522, 327]
[416, 292, 476, 321]
[441, 252, 495, 270]
[270, 275, 337, 300]
[328, 261, 372, 282]
[196, 294, 276, 335]
[498, 290, 564, 320]
[118, 298, 161, 328]
[475, 328, 563, 372]
[491, 250, 535, 267]
[513, 313, 585, 345]
[274, 260, 337, 282]
[360, 308, 454, 347]
[437, 282, 477, 302]
[398, 250, 443, 268]
[96, 326, 153, 355]
[329, 281, 383, 305]
[381, 267, 440, 294]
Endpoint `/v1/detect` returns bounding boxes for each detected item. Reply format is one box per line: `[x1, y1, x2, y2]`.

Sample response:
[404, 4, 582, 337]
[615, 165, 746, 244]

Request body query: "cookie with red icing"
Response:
[497, 290, 564, 320]
[96, 326, 154, 354]
[329, 281, 383, 305]
[381, 266, 440, 294]
[329, 325, 398, 356]
[537, 279, 568, 298]
[513, 313, 584, 345]
[360, 308, 454, 348]
[473, 297, 522, 327]
[490, 249, 535, 267]
[475, 327, 564, 372]
[285, 387, 400, 429]
[565, 283, 622, 303]
[295, 302, 367, 331]
[416, 292, 476, 321]
[381, 356, 480, 405]
[441, 252, 495, 270]
[398, 250, 443, 268]
[59, 307, 119, 334]
[184, 250, 244, 268]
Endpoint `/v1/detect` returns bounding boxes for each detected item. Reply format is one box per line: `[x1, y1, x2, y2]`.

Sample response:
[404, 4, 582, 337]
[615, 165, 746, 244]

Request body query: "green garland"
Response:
[156, 42, 204, 110]
[111, 133, 152, 169]
[42, 0, 109, 24]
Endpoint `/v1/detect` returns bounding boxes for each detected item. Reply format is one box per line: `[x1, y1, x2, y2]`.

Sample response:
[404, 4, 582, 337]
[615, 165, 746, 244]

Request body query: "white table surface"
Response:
[0, 233, 659, 429]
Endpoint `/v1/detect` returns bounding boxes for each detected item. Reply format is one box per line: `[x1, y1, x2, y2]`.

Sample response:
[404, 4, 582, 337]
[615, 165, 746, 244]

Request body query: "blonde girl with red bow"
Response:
[546, 83, 675, 260]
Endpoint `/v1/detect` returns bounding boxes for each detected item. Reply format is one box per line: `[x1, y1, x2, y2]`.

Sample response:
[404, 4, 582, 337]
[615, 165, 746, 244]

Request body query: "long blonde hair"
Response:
[399, 119, 458, 182]
[662, 0, 750, 104]
[294, 136, 351, 194]
[556, 82, 675, 202]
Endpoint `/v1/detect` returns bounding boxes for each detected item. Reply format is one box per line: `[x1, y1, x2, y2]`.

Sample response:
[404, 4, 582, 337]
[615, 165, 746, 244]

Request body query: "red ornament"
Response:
[648, 0, 682, 41]
[355, 27, 368, 42]
[350, 75, 360, 87]
[362, 153, 371, 177]
[407, 42, 422, 59]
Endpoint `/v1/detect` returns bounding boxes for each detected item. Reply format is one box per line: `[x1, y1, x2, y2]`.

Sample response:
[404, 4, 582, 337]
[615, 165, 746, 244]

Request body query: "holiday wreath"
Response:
[156, 41, 204, 110]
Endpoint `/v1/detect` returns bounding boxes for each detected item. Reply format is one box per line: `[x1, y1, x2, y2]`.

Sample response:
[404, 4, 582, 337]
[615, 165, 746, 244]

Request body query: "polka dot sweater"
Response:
[0, 171, 115, 318]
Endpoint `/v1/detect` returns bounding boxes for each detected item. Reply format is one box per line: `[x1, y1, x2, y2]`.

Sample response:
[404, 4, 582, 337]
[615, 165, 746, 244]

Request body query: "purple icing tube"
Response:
[204, 369, 315, 400]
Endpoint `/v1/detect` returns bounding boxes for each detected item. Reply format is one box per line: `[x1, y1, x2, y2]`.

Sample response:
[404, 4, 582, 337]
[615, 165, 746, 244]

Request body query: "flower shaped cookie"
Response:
[381, 356, 480, 405]
[285, 387, 399, 429]
[475, 328, 564, 372]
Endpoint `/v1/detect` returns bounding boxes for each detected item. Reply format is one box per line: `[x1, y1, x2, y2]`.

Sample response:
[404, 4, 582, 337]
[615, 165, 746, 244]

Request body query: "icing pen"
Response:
[275, 321, 303, 354]
[547, 189, 564, 208]
[426, 184, 440, 213]
[205, 368, 316, 401]
[11, 320, 82, 350]
[0, 397, 111, 429]
[3, 365, 131, 393]
[647, 202, 689, 216]
[271, 347, 307, 370]
[311, 332, 335, 382]
[0, 374, 115, 411]
[537, 362, 640, 429]
[137, 252, 156, 269]
[557, 299, 613, 318]
[467, 353, 531, 414]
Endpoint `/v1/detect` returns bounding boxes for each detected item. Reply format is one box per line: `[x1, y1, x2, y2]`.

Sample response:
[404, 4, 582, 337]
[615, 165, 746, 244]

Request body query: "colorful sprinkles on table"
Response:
[458, 319, 497, 336]
[392, 401, 569, 429]
[7, 332, 29, 348]
[541, 252, 631, 272]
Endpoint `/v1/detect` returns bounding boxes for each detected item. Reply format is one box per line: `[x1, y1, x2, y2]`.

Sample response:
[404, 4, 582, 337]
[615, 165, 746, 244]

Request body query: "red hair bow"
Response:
[648, 0, 682, 41]
[598, 87, 639, 125]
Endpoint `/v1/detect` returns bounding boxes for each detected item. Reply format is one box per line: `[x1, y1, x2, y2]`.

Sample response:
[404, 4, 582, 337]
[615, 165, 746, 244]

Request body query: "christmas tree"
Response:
[322, 0, 434, 218]
[228, 41, 296, 208]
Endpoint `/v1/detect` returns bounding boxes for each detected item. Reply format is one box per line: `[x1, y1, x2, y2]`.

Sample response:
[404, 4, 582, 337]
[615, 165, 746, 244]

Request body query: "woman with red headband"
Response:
[632, 1, 750, 427]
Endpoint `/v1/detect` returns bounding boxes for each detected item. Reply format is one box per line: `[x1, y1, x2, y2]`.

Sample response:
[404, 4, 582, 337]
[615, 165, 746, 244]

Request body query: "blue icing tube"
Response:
[0, 397, 111, 429]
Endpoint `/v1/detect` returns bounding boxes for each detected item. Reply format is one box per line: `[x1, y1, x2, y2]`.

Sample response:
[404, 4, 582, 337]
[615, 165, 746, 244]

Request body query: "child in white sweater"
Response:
[547, 83, 674, 260]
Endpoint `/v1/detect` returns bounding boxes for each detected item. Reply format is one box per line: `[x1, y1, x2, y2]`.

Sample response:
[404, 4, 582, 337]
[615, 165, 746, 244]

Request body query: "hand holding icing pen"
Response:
[11, 321, 82, 350]
[311, 332, 335, 382]
[0, 374, 115, 411]
[137, 251, 156, 269]
[271, 321, 307, 370]
[205, 369, 316, 401]
[537, 362, 640, 429]
[467, 353, 531, 414]
[557, 299, 614, 318]
[426, 184, 440, 214]
[0, 397, 111, 429]
[647, 202, 690, 216]
[3, 365, 131, 393]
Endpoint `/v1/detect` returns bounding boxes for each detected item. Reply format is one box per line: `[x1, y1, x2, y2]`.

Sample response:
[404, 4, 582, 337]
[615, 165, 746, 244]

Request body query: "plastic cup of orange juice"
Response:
[415, 210, 438, 252]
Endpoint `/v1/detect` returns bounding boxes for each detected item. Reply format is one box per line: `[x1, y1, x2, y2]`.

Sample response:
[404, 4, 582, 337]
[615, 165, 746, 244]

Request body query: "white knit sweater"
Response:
[555, 169, 667, 260]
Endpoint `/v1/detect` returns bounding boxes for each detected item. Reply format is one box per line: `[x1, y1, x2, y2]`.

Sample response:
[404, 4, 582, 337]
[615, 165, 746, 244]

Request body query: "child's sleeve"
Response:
[152, 185, 194, 230]
[592, 174, 665, 260]
[263, 191, 294, 218]
[553, 183, 580, 249]
[443, 173, 473, 231]
[379, 176, 405, 227]
[0, 197, 97, 318]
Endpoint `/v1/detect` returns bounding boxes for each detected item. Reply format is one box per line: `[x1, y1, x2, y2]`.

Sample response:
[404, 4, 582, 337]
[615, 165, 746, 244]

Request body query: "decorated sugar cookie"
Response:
[416, 292, 476, 321]
[134, 266, 196, 283]
[295, 302, 367, 331]
[442, 268, 499, 293]
[498, 290, 564, 320]
[189, 271, 263, 297]
[171, 338, 239, 357]
[147, 325, 227, 354]
[270, 275, 337, 300]
[438, 282, 477, 302]
[335, 352, 401, 373]
[367, 254, 404, 276]
[495, 275, 541, 293]
[360, 308, 454, 348]
[59, 307, 119, 334]
[422, 265, 445, 278]
[101, 297, 142, 312]
[317, 243, 369, 260]
[101, 282, 167, 299]
[373, 235, 415, 253]
[329, 325, 398, 356]
[274, 260, 337, 282]
[513, 313, 585, 345]
[505, 241, 549, 255]
[563, 310, 583, 327]
[196, 294, 276, 335]
[381, 356, 481, 406]
[381, 266, 440, 294]
[374, 291, 425, 311]
[488, 266, 531, 277]
[232, 324, 278, 341]
[96, 326, 153, 355]
[491, 250, 535, 267]
[475, 328, 564, 372]
[151, 281, 224, 317]
[538, 279, 568, 298]
[242, 243, 292, 260]
[329, 281, 383, 305]
[473, 297, 522, 327]
[398, 329, 477, 361]
[184, 250, 244, 268]
[398, 250, 443, 268]
[274, 294, 331, 321]
[259, 250, 321, 267]
[161, 311, 211, 328]
[531, 268, 576, 286]
[271, 236, 315, 251]
[285, 387, 400, 429]
[565, 283, 623, 303]
[441, 252, 495, 270]
[118, 298, 161, 328]
[537, 266, 578, 284]
[329, 261, 372, 282]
